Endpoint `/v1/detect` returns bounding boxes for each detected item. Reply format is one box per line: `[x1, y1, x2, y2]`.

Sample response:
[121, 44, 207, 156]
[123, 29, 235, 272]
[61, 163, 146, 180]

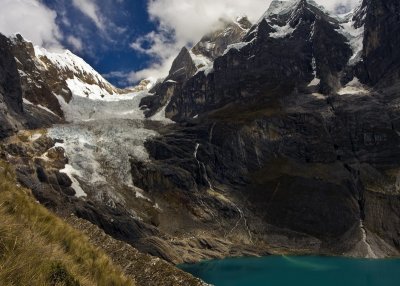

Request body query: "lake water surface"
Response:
[179, 256, 400, 286]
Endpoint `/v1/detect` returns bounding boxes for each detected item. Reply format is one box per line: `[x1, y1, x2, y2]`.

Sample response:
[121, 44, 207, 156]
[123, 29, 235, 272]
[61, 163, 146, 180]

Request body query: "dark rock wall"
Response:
[166, 1, 355, 121]
[0, 34, 23, 139]
[361, 0, 400, 85]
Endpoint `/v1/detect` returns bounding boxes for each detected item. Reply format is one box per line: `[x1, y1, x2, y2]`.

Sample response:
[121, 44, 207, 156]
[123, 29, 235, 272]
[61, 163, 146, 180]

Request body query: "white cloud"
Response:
[128, 58, 174, 83]
[67, 35, 83, 51]
[317, 0, 360, 12]
[72, 0, 105, 31]
[0, 0, 62, 49]
[131, 0, 361, 81]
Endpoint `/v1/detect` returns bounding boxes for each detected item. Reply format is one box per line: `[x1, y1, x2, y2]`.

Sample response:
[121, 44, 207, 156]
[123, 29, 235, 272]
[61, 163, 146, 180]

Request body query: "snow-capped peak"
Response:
[262, 0, 300, 20]
[261, 0, 332, 23]
[35, 47, 98, 77]
[34, 46, 123, 100]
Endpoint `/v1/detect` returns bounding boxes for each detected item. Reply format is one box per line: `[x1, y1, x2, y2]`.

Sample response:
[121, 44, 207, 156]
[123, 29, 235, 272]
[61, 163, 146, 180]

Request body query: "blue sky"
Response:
[0, 0, 359, 87]
[42, 0, 157, 86]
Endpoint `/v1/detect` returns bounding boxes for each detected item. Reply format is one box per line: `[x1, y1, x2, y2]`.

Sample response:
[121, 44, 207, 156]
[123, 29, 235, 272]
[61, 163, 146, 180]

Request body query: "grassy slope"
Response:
[0, 160, 135, 286]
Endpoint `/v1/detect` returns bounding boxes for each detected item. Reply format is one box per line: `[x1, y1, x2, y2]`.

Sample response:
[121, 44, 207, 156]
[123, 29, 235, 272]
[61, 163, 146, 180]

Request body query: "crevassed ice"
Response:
[49, 87, 172, 200]
[339, 20, 365, 65]
[337, 3, 366, 66]
[55, 92, 146, 123]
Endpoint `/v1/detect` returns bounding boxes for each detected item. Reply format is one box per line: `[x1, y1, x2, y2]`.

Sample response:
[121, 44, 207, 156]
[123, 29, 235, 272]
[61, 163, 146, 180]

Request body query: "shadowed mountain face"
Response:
[131, 0, 400, 259]
[140, 17, 253, 118]
[0, 34, 23, 138]
[2, 0, 400, 267]
[0, 34, 60, 139]
[163, 0, 356, 120]
[359, 0, 400, 85]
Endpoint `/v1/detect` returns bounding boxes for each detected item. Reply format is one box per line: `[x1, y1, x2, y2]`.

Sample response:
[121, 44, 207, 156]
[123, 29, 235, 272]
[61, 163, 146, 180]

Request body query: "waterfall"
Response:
[193, 142, 253, 242]
[360, 221, 377, 259]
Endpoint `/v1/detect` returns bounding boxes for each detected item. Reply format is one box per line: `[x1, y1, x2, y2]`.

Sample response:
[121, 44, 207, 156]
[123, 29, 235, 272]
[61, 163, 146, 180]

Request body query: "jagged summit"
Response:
[8, 34, 136, 118]
[160, 0, 400, 121]
[191, 17, 252, 66]
[142, 17, 252, 117]
[34, 46, 119, 96]
[261, 0, 329, 22]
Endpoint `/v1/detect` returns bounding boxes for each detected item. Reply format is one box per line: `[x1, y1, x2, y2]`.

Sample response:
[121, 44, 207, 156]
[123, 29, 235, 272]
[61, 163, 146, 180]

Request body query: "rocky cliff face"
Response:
[0, 34, 60, 138]
[359, 0, 400, 85]
[141, 17, 252, 117]
[191, 16, 252, 61]
[130, 0, 400, 259]
[0, 34, 23, 138]
[165, 0, 357, 121]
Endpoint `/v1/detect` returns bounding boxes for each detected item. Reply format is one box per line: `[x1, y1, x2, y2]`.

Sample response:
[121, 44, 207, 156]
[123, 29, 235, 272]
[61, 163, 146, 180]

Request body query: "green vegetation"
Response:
[0, 160, 135, 286]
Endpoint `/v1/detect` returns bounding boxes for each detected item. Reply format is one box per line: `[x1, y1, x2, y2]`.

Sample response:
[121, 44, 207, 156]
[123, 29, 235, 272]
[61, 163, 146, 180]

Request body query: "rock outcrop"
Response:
[358, 0, 400, 85]
[1, 34, 60, 138]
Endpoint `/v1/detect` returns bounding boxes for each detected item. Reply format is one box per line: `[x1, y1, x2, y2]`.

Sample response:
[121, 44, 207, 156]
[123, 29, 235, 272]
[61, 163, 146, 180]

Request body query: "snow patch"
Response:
[23, 98, 59, 117]
[37, 104, 58, 117]
[60, 164, 87, 198]
[311, 93, 325, 99]
[223, 42, 248, 55]
[338, 77, 369, 95]
[308, 77, 321, 87]
[270, 23, 295, 38]
[66, 77, 113, 100]
[191, 51, 214, 76]
[23, 98, 34, 105]
[190, 51, 213, 71]
[150, 100, 174, 124]
[34, 46, 114, 91]
[30, 133, 42, 142]
[135, 189, 152, 202]
[308, 57, 320, 87]
[261, 0, 300, 21]
[222, 37, 256, 56]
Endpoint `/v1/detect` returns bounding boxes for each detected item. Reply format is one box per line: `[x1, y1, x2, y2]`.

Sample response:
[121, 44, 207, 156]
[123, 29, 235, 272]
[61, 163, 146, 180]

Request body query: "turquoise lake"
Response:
[179, 256, 400, 286]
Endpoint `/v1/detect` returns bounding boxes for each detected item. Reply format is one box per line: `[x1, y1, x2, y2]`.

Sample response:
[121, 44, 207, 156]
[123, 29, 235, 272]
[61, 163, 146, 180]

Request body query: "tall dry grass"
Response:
[0, 160, 135, 286]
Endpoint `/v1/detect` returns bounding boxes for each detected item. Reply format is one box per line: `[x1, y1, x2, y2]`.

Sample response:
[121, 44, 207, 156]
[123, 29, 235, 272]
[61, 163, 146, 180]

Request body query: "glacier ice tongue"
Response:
[49, 89, 173, 202]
